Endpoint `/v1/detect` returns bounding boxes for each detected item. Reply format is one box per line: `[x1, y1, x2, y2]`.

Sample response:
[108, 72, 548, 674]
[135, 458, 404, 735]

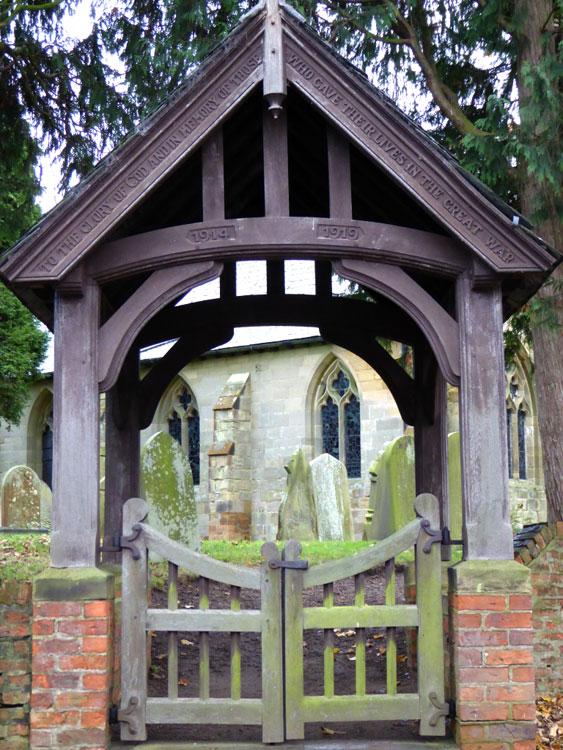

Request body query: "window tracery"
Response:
[167, 383, 200, 485]
[506, 374, 527, 480]
[315, 360, 361, 478]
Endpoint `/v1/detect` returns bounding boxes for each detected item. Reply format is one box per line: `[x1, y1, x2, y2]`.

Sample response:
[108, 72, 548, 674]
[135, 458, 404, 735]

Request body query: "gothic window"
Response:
[41, 413, 54, 489]
[506, 373, 528, 481]
[316, 361, 361, 478]
[517, 405, 527, 480]
[167, 384, 200, 485]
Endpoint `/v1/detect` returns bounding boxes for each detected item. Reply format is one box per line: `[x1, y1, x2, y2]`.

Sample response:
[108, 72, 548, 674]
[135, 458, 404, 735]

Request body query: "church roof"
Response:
[1, 0, 559, 324]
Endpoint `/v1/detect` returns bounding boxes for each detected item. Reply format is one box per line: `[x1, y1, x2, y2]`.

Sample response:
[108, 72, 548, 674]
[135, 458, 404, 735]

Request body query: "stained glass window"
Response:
[167, 383, 200, 485]
[316, 361, 361, 478]
[42, 423, 53, 489]
[518, 406, 526, 480]
[506, 409, 513, 479]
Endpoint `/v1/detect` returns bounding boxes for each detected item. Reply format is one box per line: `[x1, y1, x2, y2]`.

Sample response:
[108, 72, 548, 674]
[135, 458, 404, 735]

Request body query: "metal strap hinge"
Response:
[114, 523, 143, 560]
[269, 559, 309, 570]
[117, 696, 139, 734]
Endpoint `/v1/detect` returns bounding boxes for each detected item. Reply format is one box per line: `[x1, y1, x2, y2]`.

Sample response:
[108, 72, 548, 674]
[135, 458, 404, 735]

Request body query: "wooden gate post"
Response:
[260, 542, 284, 744]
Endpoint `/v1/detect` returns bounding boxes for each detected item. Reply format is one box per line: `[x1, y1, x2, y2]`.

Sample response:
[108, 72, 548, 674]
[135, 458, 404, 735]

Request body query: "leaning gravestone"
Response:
[1, 466, 42, 529]
[310, 453, 354, 541]
[364, 435, 415, 540]
[277, 449, 317, 540]
[39, 480, 52, 531]
[140, 432, 200, 551]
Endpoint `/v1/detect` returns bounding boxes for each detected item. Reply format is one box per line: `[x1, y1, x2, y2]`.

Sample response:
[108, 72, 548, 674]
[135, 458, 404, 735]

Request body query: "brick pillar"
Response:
[208, 373, 251, 540]
[449, 560, 536, 750]
[30, 568, 115, 750]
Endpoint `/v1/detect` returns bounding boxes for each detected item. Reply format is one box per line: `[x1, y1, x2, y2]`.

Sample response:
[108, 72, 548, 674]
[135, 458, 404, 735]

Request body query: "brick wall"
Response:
[0, 581, 32, 750]
[514, 521, 563, 695]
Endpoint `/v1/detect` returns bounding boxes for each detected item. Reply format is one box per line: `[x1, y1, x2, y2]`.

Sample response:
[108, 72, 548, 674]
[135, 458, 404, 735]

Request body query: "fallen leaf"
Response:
[398, 654, 408, 661]
[178, 679, 189, 686]
[372, 634, 384, 640]
[155, 653, 167, 660]
[378, 646, 387, 655]
[333, 647, 340, 654]
[180, 638, 194, 646]
[321, 727, 346, 735]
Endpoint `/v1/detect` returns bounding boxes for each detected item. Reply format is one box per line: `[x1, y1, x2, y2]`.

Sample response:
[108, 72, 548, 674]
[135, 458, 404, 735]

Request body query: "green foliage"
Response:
[0, 284, 49, 426]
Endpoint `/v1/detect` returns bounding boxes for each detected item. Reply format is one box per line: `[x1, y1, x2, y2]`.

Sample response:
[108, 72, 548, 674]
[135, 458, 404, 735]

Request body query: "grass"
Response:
[0, 533, 426, 586]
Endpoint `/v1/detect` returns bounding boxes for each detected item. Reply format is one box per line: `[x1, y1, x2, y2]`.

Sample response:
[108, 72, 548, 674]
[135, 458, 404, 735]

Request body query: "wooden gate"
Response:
[119, 494, 447, 743]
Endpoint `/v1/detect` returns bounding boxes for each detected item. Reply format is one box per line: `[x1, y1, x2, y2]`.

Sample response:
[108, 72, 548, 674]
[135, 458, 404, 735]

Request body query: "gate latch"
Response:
[269, 559, 309, 570]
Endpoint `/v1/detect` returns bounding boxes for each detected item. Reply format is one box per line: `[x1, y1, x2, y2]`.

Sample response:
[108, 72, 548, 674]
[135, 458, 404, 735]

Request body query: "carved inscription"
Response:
[317, 223, 363, 241]
[34, 52, 262, 275]
[287, 50, 516, 265]
[187, 225, 236, 244]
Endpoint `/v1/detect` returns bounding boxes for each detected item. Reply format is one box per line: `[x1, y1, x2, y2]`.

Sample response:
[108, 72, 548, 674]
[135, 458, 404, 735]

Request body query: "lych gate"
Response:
[0, 1, 559, 748]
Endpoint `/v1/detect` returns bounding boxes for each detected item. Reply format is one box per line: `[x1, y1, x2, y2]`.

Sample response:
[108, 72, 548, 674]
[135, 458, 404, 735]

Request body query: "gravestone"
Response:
[310, 453, 354, 541]
[39, 480, 52, 530]
[364, 435, 415, 540]
[277, 448, 317, 540]
[1, 466, 42, 528]
[141, 432, 200, 551]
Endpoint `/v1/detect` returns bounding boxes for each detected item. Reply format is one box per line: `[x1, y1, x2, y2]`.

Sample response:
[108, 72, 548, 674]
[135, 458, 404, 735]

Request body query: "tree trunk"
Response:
[516, 0, 563, 521]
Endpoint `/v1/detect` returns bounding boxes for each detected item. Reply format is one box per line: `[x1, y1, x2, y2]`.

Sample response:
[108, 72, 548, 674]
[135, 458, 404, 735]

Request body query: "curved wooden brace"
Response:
[138, 323, 234, 429]
[88, 218, 468, 282]
[319, 325, 416, 425]
[137, 294, 423, 349]
[334, 259, 460, 385]
[98, 260, 222, 391]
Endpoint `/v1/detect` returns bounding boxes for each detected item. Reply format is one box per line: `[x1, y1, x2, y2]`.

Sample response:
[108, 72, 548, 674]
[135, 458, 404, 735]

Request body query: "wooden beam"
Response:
[335, 258, 460, 385]
[51, 283, 100, 567]
[98, 261, 222, 391]
[456, 273, 512, 559]
[202, 129, 225, 222]
[263, 106, 289, 216]
[327, 127, 352, 218]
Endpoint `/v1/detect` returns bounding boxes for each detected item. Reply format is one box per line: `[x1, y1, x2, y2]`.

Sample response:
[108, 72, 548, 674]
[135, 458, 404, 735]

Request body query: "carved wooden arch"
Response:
[98, 261, 222, 391]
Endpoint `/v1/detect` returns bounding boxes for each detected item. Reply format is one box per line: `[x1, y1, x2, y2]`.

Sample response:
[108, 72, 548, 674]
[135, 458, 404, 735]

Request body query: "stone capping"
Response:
[33, 567, 115, 602]
[207, 441, 235, 456]
[212, 372, 250, 411]
[514, 521, 562, 565]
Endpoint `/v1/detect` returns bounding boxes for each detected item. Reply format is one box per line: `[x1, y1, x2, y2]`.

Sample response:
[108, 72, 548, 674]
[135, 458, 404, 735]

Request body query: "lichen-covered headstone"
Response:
[1, 466, 42, 528]
[448, 431, 463, 540]
[364, 435, 415, 540]
[310, 453, 353, 541]
[141, 432, 200, 551]
[277, 449, 317, 540]
[39, 480, 52, 530]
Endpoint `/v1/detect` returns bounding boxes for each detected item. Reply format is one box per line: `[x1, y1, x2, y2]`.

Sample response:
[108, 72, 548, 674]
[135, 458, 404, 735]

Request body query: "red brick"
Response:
[81, 710, 107, 728]
[509, 595, 532, 610]
[6, 673, 29, 686]
[484, 648, 533, 666]
[485, 613, 532, 629]
[32, 619, 54, 636]
[32, 638, 80, 655]
[58, 653, 110, 671]
[456, 649, 482, 667]
[514, 741, 535, 750]
[31, 655, 55, 672]
[509, 630, 534, 645]
[458, 703, 509, 721]
[457, 630, 507, 647]
[0, 624, 29, 637]
[83, 673, 110, 690]
[0, 659, 28, 672]
[511, 666, 535, 682]
[487, 684, 535, 702]
[34, 602, 81, 617]
[512, 704, 536, 720]
[30, 710, 79, 728]
[459, 686, 484, 701]
[14, 641, 29, 655]
[83, 601, 111, 618]
[458, 667, 509, 683]
[58, 619, 109, 636]
[455, 613, 482, 628]
[35, 673, 80, 689]
[29, 729, 53, 746]
[82, 636, 109, 653]
[56, 728, 107, 747]
[56, 692, 109, 709]
[454, 595, 506, 611]
[458, 724, 485, 740]
[461, 744, 507, 750]
[5, 611, 29, 623]
[30, 693, 54, 709]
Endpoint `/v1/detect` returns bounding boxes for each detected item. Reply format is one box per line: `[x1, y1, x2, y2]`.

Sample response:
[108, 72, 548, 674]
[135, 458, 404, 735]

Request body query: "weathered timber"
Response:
[51, 284, 100, 567]
[146, 609, 262, 632]
[263, 0, 286, 114]
[283, 539, 305, 740]
[199, 577, 210, 700]
[335, 259, 460, 385]
[456, 273, 513, 559]
[89, 218, 468, 282]
[120, 498, 149, 741]
[202, 129, 225, 221]
[302, 605, 418, 630]
[140, 523, 260, 589]
[323, 583, 335, 698]
[300, 693, 420, 723]
[354, 573, 366, 697]
[384, 559, 397, 696]
[230, 586, 241, 701]
[167, 563, 179, 699]
[263, 107, 289, 216]
[415, 494, 446, 736]
[260, 542, 284, 743]
[327, 127, 352, 219]
[145, 697, 262, 725]
[98, 260, 222, 390]
[303, 518, 420, 587]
